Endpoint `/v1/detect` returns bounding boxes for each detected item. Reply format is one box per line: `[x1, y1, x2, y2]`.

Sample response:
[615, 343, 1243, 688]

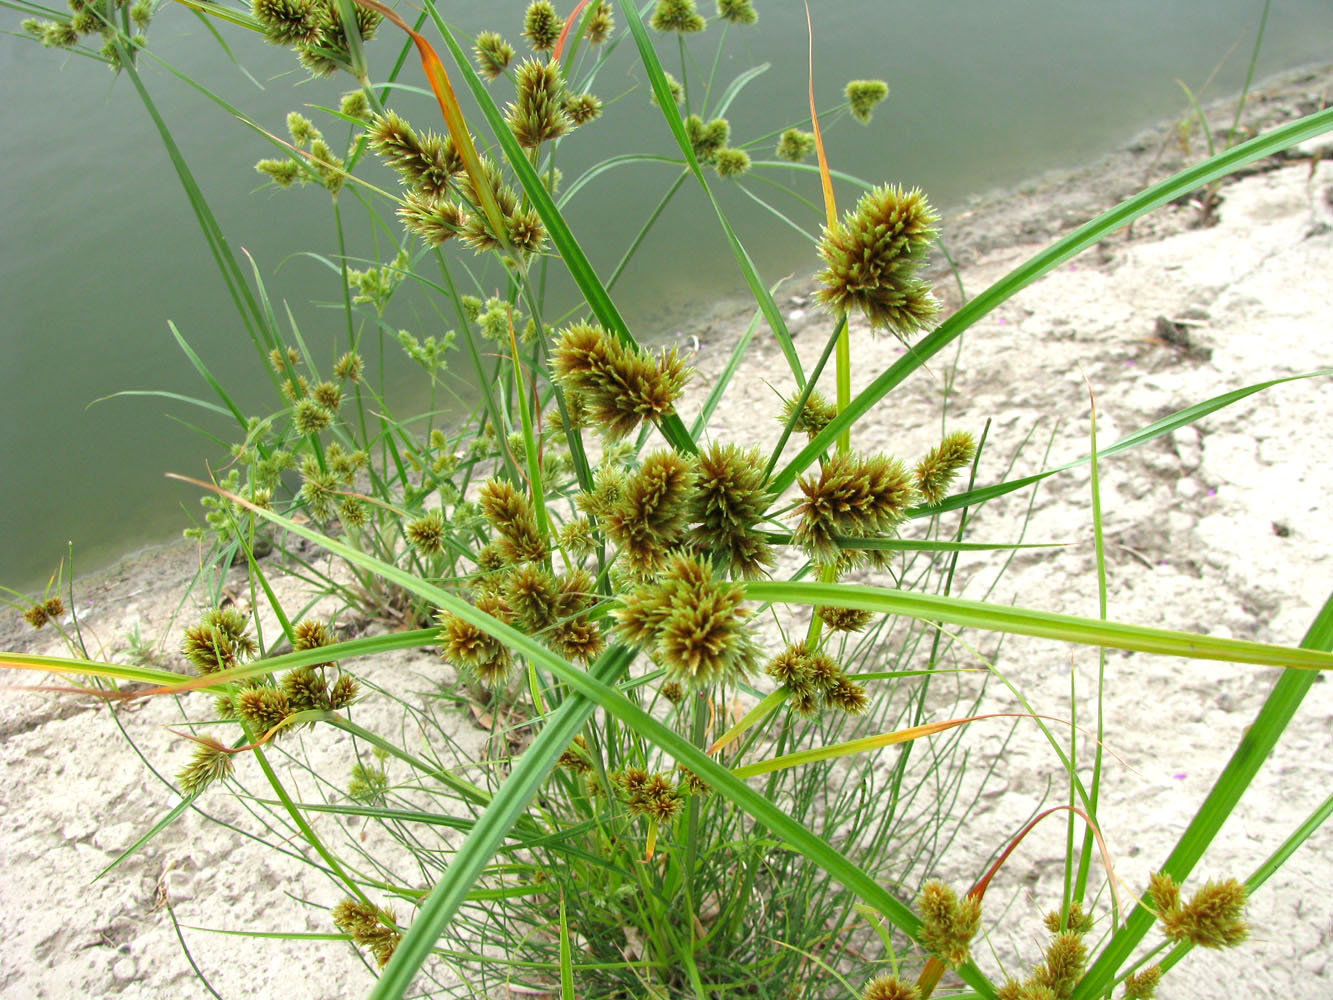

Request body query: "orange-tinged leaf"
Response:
[553, 0, 591, 63]
[804, 0, 836, 230]
[351, 0, 510, 250]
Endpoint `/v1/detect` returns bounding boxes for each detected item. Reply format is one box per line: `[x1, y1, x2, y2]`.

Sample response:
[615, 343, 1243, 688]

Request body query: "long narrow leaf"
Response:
[743, 581, 1333, 671]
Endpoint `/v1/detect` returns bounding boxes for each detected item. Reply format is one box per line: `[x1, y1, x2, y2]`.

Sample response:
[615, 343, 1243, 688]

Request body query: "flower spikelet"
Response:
[917, 880, 982, 969]
[332, 899, 401, 968]
[368, 112, 462, 197]
[294, 398, 334, 434]
[548, 569, 605, 662]
[819, 605, 874, 632]
[1031, 931, 1086, 999]
[183, 609, 257, 674]
[914, 430, 977, 505]
[782, 388, 838, 438]
[252, 0, 324, 45]
[437, 606, 514, 687]
[615, 769, 683, 822]
[689, 443, 773, 579]
[237, 687, 294, 738]
[564, 92, 603, 126]
[549, 325, 687, 442]
[846, 79, 889, 124]
[177, 738, 235, 796]
[399, 192, 464, 247]
[615, 553, 757, 688]
[585, 0, 613, 42]
[329, 674, 358, 709]
[523, 0, 560, 51]
[815, 184, 940, 336]
[1154, 874, 1248, 950]
[714, 148, 751, 178]
[651, 0, 705, 33]
[794, 452, 917, 564]
[23, 604, 51, 629]
[551, 323, 689, 440]
[406, 509, 447, 556]
[283, 666, 330, 713]
[603, 451, 697, 576]
[504, 564, 561, 633]
[777, 128, 816, 161]
[862, 975, 919, 1000]
[717, 0, 757, 25]
[508, 58, 571, 149]
[474, 31, 515, 78]
[1043, 901, 1093, 935]
[558, 734, 592, 773]
[479, 478, 547, 564]
[684, 114, 729, 163]
[1122, 965, 1161, 999]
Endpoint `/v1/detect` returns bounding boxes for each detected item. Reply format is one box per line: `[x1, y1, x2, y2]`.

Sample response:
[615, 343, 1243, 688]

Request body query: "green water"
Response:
[3, 1, 1331, 592]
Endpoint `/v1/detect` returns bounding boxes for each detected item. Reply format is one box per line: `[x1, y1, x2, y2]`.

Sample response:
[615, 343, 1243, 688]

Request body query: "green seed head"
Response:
[845, 79, 889, 124]
[651, 0, 705, 33]
[522, 0, 560, 51]
[474, 30, 515, 78]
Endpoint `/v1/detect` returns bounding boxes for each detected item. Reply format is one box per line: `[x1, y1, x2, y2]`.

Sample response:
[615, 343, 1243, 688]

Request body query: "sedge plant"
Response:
[4, 1, 1333, 999]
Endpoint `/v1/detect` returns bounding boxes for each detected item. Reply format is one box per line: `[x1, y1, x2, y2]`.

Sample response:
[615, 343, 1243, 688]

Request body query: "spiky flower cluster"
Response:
[996, 902, 1097, 1000]
[254, 108, 344, 192]
[1149, 872, 1248, 950]
[584, 0, 613, 42]
[474, 31, 515, 78]
[437, 602, 514, 687]
[22, 597, 64, 630]
[651, 0, 705, 33]
[917, 881, 982, 969]
[782, 388, 837, 438]
[508, 59, 572, 148]
[406, 509, 447, 556]
[688, 443, 773, 579]
[714, 147, 751, 178]
[862, 976, 919, 1000]
[251, 0, 381, 77]
[600, 452, 697, 577]
[845, 79, 889, 124]
[818, 605, 874, 633]
[793, 452, 917, 565]
[522, 0, 560, 51]
[177, 738, 235, 796]
[765, 642, 867, 716]
[23, 0, 158, 69]
[684, 114, 730, 164]
[369, 112, 463, 197]
[717, 0, 757, 26]
[815, 184, 940, 335]
[615, 553, 758, 687]
[183, 608, 258, 674]
[615, 557, 762, 688]
[557, 734, 592, 773]
[332, 899, 402, 968]
[550, 323, 690, 441]
[914, 430, 977, 504]
[503, 565, 605, 662]
[777, 128, 817, 162]
[479, 478, 548, 564]
[1121, 965, 1162, 999]
[612, 767, 684, 822]
[370, 112, 547, 257]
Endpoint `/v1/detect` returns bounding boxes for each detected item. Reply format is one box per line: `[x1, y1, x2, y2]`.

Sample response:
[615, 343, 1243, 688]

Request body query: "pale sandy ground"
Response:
[2, 68, 1331, 999]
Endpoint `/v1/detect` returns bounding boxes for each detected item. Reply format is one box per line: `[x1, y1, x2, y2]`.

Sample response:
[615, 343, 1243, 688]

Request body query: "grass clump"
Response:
[4, 2, 1331, 999]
